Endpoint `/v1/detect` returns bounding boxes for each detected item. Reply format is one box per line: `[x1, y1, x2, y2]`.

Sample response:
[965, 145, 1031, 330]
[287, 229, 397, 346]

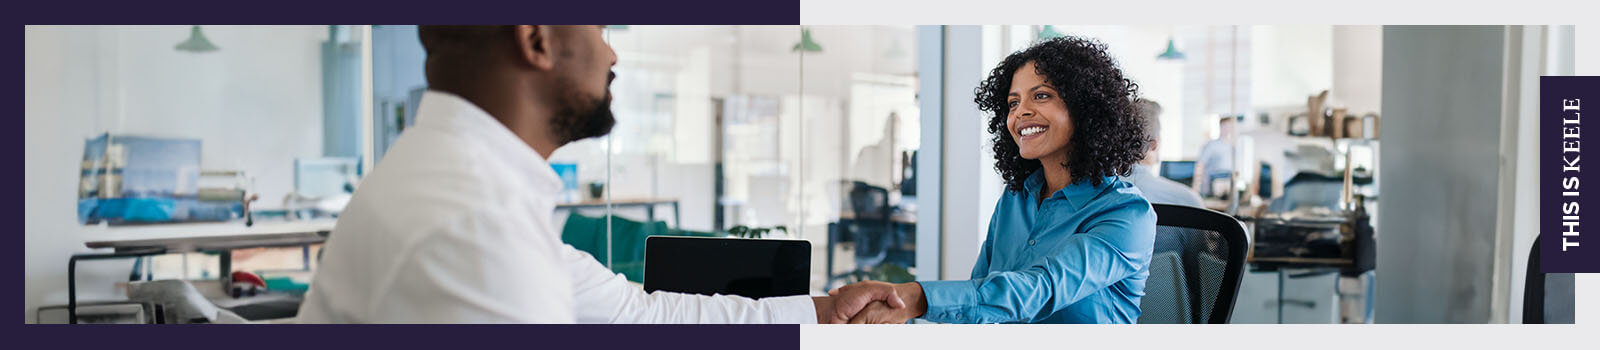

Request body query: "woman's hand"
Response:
[848, 300, 916, 324]
[828, 281, 928, 324]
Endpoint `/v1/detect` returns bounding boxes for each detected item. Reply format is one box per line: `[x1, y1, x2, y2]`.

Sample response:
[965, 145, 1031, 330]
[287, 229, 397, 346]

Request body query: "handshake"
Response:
[814, 281, 928, 324]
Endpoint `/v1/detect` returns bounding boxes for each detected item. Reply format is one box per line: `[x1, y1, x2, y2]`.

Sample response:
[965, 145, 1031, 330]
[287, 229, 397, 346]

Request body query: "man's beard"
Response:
[550, 79, 617, 144]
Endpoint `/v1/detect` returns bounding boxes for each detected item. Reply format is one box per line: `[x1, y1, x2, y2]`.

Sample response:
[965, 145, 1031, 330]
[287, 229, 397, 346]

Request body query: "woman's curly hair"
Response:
[975, 36, 1149, 192]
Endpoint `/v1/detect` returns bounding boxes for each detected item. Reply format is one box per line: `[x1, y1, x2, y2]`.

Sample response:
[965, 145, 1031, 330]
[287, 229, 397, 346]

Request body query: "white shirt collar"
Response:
[414, 90, 563, 194]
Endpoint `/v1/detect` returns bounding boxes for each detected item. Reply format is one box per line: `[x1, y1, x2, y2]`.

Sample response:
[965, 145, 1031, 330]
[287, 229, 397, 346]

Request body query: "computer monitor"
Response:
[1160, 160, 1196, 185]
[644, 236, 811, 299]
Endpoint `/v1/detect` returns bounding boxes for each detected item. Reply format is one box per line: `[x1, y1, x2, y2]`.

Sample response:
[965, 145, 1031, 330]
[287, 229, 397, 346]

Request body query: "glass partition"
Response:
[363, 25, 929, 294]
[29, 25, 363, 282]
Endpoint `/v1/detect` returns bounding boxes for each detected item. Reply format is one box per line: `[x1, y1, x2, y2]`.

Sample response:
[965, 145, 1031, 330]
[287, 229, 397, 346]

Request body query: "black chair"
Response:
[1524, 235, 1576, 324]
[1138, 204, 1250, 324]
[1525, 237, 1547, 324]
[847, 181, 893, 269]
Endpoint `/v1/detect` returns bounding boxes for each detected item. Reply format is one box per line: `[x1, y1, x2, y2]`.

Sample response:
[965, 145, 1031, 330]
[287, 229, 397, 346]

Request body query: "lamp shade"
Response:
[1156, 37, 1186, 60]
[175, 25, 219, 53]
[1039, 25, 1065, 40]
[792, 28, 822, 53]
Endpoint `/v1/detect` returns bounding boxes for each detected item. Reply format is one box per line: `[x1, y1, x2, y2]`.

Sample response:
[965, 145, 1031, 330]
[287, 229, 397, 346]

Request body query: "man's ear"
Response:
[514, 25, 555, 71]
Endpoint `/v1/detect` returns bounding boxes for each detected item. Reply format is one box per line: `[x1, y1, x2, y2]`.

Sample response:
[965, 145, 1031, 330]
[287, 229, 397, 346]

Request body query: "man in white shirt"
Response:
[298, 25, 900, 323]
[1123, 99, 1203, 207]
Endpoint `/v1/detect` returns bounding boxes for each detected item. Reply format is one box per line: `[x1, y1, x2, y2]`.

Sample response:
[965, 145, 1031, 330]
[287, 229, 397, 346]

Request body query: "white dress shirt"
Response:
[1123, 164, 1204, 207]
[298, 91, 816, 324]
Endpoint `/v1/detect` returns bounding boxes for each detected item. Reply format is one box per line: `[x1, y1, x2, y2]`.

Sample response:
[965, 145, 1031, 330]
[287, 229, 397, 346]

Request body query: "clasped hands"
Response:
[813, 281, 927, 324]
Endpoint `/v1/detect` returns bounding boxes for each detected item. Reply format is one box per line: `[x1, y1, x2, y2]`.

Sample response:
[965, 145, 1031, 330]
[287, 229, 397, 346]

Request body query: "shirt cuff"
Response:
[918, 279, 980, 323]
[762, 295, 818, 324]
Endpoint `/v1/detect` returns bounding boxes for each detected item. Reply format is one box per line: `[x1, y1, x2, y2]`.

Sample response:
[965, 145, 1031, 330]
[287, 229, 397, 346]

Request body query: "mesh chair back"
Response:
[848, 181, 892, 266]
[1138, 204, 1249, 324]
[848, 181, 890, 220]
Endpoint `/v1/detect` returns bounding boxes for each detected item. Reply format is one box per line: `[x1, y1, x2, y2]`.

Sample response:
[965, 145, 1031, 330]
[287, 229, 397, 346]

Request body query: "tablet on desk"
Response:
[643, 236, 811, 299]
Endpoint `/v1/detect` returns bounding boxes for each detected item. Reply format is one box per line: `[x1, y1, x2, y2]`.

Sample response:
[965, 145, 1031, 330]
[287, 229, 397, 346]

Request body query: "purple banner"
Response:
[11, 0, 802, 24]
[17, 324, 800, 349]
[1542, 76, 1599, 273]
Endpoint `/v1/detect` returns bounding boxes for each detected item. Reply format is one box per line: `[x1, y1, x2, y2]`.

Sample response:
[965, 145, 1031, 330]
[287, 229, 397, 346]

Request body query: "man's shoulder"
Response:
[1127, 174, 1203, 207]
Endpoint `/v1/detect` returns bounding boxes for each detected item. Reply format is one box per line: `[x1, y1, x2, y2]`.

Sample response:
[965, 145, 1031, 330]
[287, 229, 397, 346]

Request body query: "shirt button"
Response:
[1029, 240, 1037, 245]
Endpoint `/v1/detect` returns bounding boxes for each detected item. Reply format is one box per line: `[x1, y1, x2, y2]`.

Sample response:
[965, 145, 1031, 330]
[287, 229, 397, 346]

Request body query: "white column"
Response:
[938, 26, 986, 280]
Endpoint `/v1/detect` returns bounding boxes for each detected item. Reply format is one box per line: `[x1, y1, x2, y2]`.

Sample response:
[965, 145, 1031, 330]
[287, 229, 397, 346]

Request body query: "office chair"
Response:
[847, 181, 894, 269]
[1524, 235, 1576, 324]
[1138, 204, 1250, 324]
[1525, 237, 1547, 324]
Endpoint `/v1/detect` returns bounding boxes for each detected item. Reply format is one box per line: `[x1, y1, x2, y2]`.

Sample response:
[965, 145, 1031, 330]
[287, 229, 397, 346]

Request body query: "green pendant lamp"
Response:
[175, 25, 220, 53]
[792, 28, 823, 53]
[1156, 37, 1186, 60]
[1038, 25, 1065, 40]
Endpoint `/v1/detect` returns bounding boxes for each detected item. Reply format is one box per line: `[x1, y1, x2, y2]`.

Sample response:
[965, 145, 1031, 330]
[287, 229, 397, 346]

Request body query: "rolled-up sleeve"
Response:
[919, 201, 1155, 324]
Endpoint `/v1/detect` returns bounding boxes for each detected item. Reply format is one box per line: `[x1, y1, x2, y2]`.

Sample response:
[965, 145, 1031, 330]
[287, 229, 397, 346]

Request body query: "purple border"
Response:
[1542, 76, 1600, 273]
[14, 0, 801, 25]
[17, 324, 800, 348]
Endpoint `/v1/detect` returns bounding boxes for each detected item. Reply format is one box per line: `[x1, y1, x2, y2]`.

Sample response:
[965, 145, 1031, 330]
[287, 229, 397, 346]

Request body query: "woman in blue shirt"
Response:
[830, 36, 1157, 324]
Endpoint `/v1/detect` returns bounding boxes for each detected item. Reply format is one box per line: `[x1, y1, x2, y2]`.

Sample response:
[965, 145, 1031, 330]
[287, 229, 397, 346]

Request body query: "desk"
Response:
[836, 211, 917, 224]
[70, 220, 334, 323]
[557, 198, 680, 229]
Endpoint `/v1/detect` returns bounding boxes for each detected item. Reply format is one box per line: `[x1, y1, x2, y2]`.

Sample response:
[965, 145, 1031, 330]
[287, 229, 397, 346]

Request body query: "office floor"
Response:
[1231, 271, 1339, 323]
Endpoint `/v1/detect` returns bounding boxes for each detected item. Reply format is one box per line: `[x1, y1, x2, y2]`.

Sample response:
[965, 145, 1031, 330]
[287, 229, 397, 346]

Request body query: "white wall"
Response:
[1333, 26, 1384, 114]
[24, 25, 328, 322]
[1251, 25, 1333, 110]
[1047, 26, 1190, 163]
[939, 26, 987, 280]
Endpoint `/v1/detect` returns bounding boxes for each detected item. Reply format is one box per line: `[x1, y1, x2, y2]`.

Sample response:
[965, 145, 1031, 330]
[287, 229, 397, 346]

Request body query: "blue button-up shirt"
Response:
[919, 171, 1156, 323]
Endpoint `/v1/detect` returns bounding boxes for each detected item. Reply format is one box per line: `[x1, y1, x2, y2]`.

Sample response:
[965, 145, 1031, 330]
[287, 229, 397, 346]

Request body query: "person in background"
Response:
[851, 112, 904, 192]
[827, 36, 1157, 324]
[1192, 115, 1237, 197]
[1123, 99, 1203, 207]
[298, 25, 900, 324]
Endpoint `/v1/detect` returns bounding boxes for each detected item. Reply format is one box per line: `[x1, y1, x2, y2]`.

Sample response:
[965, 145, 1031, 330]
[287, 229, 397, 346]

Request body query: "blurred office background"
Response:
[25, 25, 1588, 324]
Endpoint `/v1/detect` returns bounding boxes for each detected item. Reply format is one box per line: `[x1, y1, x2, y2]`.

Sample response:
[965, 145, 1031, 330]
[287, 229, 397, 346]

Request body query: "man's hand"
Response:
[826, 281, 927, 324]
[813, 296, 837, 324]
[847, 301, 916, 324]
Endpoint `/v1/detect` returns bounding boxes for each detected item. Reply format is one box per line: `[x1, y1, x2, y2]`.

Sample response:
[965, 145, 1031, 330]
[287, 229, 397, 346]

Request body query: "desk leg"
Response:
[825, 223, 836, 291]
[128, 257, 144, 282]
[1276, 269, 1285, 324]
[672, 202, 681, 230]
[219, 250, 232, 294]
[67, 256, 78, 324]
[647, 205, 656, 225]
[67, 248, 165, 324]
